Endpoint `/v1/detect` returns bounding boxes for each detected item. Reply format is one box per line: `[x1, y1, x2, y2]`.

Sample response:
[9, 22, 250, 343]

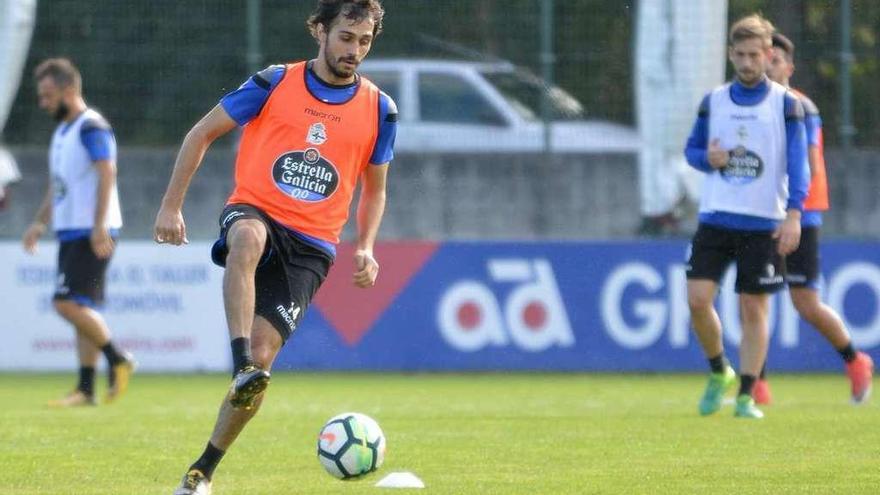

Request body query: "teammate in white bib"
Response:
[683, 15, 810, 419]
[21, 58, 134, 407]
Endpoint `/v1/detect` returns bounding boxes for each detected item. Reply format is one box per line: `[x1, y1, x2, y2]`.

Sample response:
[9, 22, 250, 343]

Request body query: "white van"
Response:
[360, 59, 640, 153]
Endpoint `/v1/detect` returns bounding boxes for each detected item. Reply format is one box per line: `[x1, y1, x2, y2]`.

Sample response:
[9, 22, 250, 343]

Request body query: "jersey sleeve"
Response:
[683, 93, 712, 172]
[369, 91, 398, 165]
[799, 95, 822, 147]
[784, 92, 810, 211]
[220, 65, 286, 126]
[80, 118, 116, 162]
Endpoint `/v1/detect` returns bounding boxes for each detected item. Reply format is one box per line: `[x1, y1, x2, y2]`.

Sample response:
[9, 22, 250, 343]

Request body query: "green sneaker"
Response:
[698, 365, 736, 416]
[734, 394, 764, 419]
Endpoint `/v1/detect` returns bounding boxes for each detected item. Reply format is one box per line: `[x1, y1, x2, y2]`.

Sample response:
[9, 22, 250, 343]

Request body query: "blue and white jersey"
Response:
[684, 78, 809, 231]
[49, 108, 122, 234]
[701, 80, 789, 220]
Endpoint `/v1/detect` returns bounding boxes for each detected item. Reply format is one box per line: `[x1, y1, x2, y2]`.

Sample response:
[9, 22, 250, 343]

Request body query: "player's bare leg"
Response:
[734, 293, 769, 418]
[687, 280, 723, 357]
[50, 300, 134, 404]
[222, 219, 272, 406]
[688, 279, 736, 415]
[791, 287, 874, 403]
[174, 317, 282, 495]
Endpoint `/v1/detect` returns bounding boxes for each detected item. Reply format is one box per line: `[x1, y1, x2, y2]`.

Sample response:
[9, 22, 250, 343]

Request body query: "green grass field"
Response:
[0, 373, 877, 494]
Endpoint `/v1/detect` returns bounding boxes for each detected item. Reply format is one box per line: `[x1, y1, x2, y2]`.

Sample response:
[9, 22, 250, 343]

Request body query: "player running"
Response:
[154, 1, 396, 493]
[753, 32, 874, 405]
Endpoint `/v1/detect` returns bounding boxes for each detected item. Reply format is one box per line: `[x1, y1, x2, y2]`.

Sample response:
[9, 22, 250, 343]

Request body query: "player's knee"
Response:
[687, 292, 713, 313]
[226, 223, 266, 266]
[790, 290, 817, 317]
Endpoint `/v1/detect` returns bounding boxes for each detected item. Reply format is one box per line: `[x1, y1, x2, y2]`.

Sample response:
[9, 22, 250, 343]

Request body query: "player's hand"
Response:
[154, 206, 189, 245]
[707, 139, 729, 169]
[90, 226, 115, 259]
[773, 212, 802, 256]
[22, 222, 46, 255]
[353, 249, 379, 288]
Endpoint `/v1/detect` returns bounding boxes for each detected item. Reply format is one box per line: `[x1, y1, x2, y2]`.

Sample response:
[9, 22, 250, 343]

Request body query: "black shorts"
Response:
[685, 223, 784, 294]
[211, 204, 333, 343]
[785, 226, 820, 288]
[53, 237, 111, 306]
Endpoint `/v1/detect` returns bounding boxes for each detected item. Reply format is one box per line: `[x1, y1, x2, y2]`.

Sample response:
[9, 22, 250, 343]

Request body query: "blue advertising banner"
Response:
[276, 241, 880, 371]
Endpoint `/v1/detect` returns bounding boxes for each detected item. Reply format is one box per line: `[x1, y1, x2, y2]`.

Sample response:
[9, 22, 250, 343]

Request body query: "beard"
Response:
[325, 51, 358, 80]
[53, 101, 70, 122]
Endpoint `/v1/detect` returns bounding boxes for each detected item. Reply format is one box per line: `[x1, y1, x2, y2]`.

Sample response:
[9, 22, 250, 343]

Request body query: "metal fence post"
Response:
[541, 0, 555, 154]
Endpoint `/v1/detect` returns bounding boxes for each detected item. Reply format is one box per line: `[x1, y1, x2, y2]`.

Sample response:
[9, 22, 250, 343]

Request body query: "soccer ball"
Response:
[317, 412, 386, 479]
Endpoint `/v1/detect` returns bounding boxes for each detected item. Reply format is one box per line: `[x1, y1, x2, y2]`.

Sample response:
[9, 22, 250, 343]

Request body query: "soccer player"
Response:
[22, 58, 135, 407]
[683, 15, 809, 419]
[753, 32, 874, 405]
[154, 1, 396, 493]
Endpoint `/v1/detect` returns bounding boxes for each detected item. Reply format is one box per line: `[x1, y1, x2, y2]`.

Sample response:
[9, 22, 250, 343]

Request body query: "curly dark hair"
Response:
[306, 0, 385, 39]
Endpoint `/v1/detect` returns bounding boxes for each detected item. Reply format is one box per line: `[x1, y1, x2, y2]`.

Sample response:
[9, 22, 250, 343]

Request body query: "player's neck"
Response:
[310, 58, 357, 86]
[62, 98, 87, 123]
[735, 75, 767, 89]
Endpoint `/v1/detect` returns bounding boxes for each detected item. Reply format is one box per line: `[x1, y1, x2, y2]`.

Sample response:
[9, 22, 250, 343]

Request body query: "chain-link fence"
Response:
[5, 1, 880, 147]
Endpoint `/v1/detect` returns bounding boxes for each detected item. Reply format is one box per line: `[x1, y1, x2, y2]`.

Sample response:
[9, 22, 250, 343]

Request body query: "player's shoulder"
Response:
[792, 89, 820, 116]
[782, 89, 805, 120]
[378, 90, 398, 119]
[253, 64, 288, 90]
[81, 109, 112, 133]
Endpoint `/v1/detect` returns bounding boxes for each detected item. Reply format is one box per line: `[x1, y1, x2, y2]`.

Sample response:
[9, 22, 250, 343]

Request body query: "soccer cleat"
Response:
[105, 352, 137, 404]
[172, 469, 212, 495]
[751, 378, 772, 405]
[698, 365, 736, 416]
[48, 389, 96, 408]
[229, 365, 271, 409]
[846, 352, 874, 405]
[734, 394, 764, 419]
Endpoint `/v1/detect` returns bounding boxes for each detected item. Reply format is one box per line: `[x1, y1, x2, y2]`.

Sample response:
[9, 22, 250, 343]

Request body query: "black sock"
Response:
[738, 374, 757, 397]
[190, 442, 225, 481]
[708, 353, 728, 374]
[759, 363, 767, 380]
[101, 342, 125, 366]
[837, 342, 857, 363]
[77, 367, 95, 397]
[231, 337, 254, 373]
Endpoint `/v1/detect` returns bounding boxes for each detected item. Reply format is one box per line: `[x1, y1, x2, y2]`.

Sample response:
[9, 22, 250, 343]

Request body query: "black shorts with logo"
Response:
[53, 237, 111, 306]
[211, 204, 333, 343]
[685, 223, 785, 294]
[785, 226, 820, 288]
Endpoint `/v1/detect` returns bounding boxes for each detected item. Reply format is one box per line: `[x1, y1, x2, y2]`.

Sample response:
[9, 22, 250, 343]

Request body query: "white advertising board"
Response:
[0, 241, 230, 371]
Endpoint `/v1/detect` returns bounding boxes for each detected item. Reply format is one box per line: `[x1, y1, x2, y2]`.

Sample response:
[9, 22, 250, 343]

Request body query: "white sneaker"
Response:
[173, 469, 212, 495]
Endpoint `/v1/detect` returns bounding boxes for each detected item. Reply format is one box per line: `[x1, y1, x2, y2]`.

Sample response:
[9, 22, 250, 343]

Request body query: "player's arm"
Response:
[154, 105, 237, 245]
[154, 65, 284, 246]
[81, 117, 120, 259]
[352, 92, 397, 288]
[22, 177, 52, 254]
[353, 163, 388, 288]
[804, 106, 822, 176]
[774, 93, 810, 255]
[91, 158, 116, 259]
[684, 94, 725, 171]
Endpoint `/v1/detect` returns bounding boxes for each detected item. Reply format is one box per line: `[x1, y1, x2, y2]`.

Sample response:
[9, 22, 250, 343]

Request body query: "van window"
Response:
[418, 72, 505, 126]
[361, 71, 400, 102]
